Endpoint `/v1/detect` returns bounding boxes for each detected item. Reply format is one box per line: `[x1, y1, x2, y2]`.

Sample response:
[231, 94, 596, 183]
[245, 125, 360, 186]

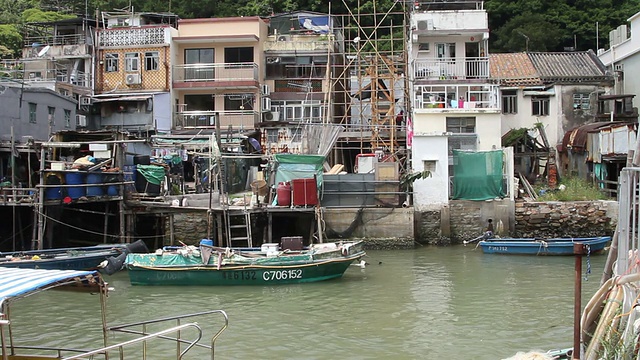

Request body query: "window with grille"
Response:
[29, 103, 37, 123]
[48, 107, 55, 125]
[446, 117, 475, 133]
[64, 109, 71, 128]
[532, 96, 549, 116]
[105, 53, 118, 72]
[145, 51, 159, 71]
[502, 90, 517, 114]
[573, 93, 590, 110]
[125, 53, 139, 72]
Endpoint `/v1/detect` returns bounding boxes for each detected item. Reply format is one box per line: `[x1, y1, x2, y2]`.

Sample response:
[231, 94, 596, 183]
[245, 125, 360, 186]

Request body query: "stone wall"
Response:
[165, 210, 210, 246]
[415, 199, 617, 245]
[514, 200, 617, 238]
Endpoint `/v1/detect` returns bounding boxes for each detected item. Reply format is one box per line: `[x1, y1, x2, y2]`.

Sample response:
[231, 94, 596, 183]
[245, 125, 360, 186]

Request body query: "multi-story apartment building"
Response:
[93, 11, 178, 134]
[262, 12, 344, 154]
[408, 0, 502, 209]
[172, 16, 267, 135]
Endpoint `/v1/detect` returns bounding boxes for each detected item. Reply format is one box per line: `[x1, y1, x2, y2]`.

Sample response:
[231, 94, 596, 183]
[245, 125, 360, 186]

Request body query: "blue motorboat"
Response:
[478, 236, 611, 255]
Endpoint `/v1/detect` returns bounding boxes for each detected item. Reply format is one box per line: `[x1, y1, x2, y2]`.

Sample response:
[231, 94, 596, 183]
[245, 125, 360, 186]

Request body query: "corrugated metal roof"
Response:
[0, 268, 100, 304]
[490, 53, 543, 87]
[527, 50, 609, 82]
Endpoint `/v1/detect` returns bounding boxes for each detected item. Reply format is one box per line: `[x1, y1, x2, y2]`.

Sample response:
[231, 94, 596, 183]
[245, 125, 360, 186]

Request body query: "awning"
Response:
[92, 96, 151, 103]
[0, 268, 101, 304]
[523, 88, 555, 96]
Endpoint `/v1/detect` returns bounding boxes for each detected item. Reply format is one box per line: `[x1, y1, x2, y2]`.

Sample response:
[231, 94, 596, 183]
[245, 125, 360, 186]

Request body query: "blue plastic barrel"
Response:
[65, 171, 85, 199]
[86, 171, 104, 197]
[200, 239, 214, 247]
[45, 174, 62, 200]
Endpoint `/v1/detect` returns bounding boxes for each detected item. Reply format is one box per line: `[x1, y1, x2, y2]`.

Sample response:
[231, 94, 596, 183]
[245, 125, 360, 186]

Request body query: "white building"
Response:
[408, 0, 502, 211]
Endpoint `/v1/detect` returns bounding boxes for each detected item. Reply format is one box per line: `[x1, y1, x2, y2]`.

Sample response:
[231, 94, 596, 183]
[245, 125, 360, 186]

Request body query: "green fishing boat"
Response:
[125, 240, 366, 285]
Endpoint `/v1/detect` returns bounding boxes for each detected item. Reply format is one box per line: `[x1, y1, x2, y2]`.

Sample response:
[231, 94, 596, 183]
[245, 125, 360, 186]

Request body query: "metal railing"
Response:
[24, 34, 87, 47]
[173, 63, 258, 83]
[413, 83, 500, 110]
[413, 57, 489, 80]
[0, 65, 91, 87]
[175, 110, 259, 130]
[65, 309, 229, 360]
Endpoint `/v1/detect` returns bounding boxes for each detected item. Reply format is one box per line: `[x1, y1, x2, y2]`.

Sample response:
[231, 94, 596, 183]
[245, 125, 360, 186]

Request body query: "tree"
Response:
[0, 25, 22, 58]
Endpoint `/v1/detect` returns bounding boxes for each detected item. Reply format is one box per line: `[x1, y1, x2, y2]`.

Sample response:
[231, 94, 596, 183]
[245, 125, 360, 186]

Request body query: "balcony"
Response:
[173, 63, 259, 89]
[98, 27, 166, 47]
[23, 35, 91, 59]
[413, 57, 489, 81]
[174, 110, 259, 130]
[264, 34, 334, 53]
[0, 62, 91, 88]
[413, 84, 500, 111]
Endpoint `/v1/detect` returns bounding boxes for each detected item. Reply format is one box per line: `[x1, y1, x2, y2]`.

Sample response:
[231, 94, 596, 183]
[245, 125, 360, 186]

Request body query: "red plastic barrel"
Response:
[277, 182, 291, 206]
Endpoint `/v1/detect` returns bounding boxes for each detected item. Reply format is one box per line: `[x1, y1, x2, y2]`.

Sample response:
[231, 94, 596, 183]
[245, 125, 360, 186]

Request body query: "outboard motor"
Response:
[99, 240, 149, 275]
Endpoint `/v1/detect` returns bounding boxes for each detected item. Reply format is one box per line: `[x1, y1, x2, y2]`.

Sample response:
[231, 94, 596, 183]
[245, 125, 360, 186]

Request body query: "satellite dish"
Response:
[37, 45, 50, 57]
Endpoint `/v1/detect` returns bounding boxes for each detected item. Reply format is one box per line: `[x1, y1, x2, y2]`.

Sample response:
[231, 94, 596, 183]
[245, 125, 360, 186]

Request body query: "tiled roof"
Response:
[489, 53, 543, 87]
[527, 50, 609, 82]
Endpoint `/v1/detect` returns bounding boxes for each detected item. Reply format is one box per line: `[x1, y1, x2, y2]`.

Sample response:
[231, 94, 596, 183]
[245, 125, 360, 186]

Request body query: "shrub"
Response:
[536, 177, 608, 201]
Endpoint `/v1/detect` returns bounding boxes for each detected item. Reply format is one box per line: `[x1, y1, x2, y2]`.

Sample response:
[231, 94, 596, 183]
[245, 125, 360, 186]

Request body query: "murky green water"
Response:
[8, 245, 606, 359]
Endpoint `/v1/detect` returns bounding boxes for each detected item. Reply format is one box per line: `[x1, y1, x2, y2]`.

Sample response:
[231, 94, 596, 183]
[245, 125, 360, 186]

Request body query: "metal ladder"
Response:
[226, 211, 252, 248]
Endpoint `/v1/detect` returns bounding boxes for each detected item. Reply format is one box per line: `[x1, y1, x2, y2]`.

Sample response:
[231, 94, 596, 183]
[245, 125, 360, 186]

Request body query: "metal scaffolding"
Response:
[328, 0, 409, 174]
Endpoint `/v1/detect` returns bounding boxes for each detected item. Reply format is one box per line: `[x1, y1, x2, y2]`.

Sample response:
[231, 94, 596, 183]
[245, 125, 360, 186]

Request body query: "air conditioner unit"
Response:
[80, 96, 92, 105]
[263, 111, 280, 122]
[266, 57, 280, 64]
[125, 74, 141, 85]
[262, 84, 271, 96]
[261, 97, 271, 111]
[277, 35, 289, 42]
[76, 114, 87, 127]
[416, 20, 434, 31]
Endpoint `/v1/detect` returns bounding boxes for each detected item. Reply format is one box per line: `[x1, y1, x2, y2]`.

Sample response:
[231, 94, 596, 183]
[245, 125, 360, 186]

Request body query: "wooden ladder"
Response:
[226, 211, 252, 248]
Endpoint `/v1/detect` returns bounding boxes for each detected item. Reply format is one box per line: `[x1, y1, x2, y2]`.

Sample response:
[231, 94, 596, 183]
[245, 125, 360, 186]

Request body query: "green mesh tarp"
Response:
[452, 150, 505, 200]
[136, 165, 165, 185]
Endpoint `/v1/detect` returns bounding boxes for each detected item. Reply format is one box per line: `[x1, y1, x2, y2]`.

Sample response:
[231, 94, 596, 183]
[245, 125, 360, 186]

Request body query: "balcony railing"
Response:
[175, 110, 259, 130]
[0, 64, 91, 88]
[98, 27, 166, 47]
[24, 34, 87, 47]
[173, 63, 258, 84]
[264, 34, 334, 52]
[413, 57, 489, 80]
[413, 84, 500, 110]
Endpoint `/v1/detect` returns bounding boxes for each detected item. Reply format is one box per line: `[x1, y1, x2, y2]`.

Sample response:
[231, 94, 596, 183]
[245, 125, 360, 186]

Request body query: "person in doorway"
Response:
[484, 219, 494, 240]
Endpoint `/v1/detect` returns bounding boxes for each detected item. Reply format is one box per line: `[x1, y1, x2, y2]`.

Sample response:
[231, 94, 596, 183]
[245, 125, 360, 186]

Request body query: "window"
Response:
[185, 49, 214, 80]
[28, 103, 37, 123]
[502, 90, 517, 114]
[184, 94, 214, 111]
[105, 53, 118, 72]
[185, 48, 214, 64]
[532, 96, 549, 116]
[125, 53, 139, 72]
[48, 107, 55, 125]
[446, 117, 475, 133]
[64, 109, 71, 128]
[145, 51, 159, 71]
[436, 43, 456, 59]
[224, 47, 254, 63]
[418, 43, 430, 52]
[224, 94, 254, 110]
[573, 93, 590, 110]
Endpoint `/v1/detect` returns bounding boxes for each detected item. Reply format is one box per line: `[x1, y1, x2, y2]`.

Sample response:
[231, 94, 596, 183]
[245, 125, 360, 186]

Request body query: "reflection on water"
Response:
[8, 245, 605, 359]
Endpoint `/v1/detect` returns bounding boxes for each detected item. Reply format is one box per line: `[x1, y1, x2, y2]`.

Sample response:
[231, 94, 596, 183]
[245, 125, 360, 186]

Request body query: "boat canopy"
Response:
[0, 268, 102, 305]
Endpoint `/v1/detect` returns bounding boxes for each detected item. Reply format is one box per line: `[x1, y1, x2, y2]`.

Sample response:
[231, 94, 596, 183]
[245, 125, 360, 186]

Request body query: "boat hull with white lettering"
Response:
[125, 241, 366, 285]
